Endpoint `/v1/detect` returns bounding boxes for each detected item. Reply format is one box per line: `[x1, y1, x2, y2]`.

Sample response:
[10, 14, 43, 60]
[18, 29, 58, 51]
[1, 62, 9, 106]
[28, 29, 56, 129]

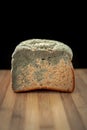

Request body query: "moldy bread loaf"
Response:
[11, 39, 75, 92]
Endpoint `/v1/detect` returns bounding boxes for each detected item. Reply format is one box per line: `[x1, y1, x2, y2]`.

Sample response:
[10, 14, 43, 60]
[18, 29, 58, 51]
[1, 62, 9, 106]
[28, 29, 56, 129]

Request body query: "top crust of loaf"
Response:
[12, 39, 73, 60]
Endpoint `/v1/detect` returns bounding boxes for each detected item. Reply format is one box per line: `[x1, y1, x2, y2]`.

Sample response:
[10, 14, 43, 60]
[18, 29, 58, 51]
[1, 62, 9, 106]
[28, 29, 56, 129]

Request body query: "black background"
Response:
[0, 2, 87, 69]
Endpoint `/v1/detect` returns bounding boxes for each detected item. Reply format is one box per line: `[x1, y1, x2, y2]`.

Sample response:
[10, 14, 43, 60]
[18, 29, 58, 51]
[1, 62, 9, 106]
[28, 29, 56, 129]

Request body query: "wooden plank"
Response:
[49, 93, 71, 130]
[9, 93, 26, 130]
[0, 69, 87, 130]
[24, 93, 39, 130]
[0, 71, 16, 130]
[38, 92, 54, 130]
[72, 69, 87, 129]
[75, 70, 87, 103]
[72, 92, 87, 129]
[0, 70, 6, 82]
[61, 93, 86, 130]
[76, 69, 87, 84]
[0, 71, 10, 106]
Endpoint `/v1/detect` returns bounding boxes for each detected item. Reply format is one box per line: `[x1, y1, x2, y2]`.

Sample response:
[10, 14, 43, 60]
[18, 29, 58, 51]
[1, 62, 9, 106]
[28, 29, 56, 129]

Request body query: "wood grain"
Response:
[0, 69, 87, 130]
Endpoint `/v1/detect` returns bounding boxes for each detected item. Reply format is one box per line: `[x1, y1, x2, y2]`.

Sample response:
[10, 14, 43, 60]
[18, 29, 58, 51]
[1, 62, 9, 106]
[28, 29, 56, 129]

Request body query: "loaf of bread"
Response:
[11, 39, 75, 92]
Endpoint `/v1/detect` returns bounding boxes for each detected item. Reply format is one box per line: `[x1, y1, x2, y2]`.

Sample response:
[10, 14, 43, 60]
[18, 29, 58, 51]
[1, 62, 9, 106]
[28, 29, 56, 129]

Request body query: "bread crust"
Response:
[70, 67, 75, 92]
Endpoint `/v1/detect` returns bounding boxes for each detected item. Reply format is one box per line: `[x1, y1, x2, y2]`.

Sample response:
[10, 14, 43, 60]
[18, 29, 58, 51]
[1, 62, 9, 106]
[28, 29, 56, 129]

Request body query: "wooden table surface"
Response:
[0, 69, 87, 130]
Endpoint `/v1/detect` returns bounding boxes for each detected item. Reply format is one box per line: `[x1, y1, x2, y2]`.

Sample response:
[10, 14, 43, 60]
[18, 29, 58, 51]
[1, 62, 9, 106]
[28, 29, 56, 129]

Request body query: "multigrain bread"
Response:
[11, 39, 75, 92]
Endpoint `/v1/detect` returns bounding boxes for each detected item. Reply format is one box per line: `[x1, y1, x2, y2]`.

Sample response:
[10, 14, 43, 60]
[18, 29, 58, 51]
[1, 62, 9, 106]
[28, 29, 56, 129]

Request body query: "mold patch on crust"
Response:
[12, 39, 73, 60]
